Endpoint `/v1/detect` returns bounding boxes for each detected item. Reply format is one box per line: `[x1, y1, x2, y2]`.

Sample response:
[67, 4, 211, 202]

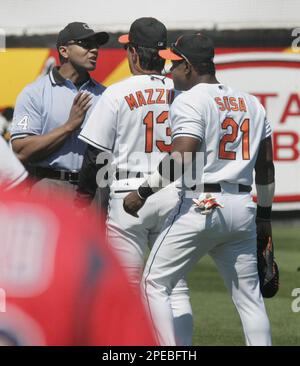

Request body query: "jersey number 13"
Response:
[143, 111, 171, 153]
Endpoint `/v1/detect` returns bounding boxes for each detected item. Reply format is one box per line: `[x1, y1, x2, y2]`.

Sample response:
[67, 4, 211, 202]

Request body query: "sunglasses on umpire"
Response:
[67, 39, 100, 50]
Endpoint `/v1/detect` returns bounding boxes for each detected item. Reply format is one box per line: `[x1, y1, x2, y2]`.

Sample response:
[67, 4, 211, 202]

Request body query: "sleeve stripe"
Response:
[10, 132, 38, 141]
[266, 124, 272, 137]
[78, 134, 112, 152]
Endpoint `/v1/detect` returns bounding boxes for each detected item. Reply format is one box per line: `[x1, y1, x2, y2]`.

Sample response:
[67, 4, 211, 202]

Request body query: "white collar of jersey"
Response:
[149, 75, 167, 84]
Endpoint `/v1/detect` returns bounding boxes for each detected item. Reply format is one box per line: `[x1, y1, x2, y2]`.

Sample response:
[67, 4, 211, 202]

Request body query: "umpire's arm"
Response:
[11, 91, 92, 163]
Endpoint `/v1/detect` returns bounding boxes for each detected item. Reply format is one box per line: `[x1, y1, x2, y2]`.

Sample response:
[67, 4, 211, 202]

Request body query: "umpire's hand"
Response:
[66, 91, 93, 130]
[123, 191, 145, 217]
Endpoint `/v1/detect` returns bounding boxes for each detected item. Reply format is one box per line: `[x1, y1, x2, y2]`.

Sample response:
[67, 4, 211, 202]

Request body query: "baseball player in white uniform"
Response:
[78, 18, 193, 346]
[0, 135, 28, 190]
[124, 33, 275, 346]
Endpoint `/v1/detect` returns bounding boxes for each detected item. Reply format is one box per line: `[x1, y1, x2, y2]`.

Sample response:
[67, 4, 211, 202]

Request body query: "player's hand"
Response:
[66, 91, 93, 130]
[123, 191, 145, 217]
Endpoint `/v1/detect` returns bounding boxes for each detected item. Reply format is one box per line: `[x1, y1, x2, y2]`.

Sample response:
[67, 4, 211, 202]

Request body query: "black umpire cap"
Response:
[56, 22, 109, 48]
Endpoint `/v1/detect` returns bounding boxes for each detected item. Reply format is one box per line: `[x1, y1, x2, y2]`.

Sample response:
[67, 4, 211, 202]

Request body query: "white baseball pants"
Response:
[107, 179, 193, 346]
[142, 182, 271, 346]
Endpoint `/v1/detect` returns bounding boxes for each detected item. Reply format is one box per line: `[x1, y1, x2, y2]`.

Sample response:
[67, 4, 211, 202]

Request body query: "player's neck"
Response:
[190, 74, 219, 88]
[132, 66, 161, 76]
[59, 63, 90, 85]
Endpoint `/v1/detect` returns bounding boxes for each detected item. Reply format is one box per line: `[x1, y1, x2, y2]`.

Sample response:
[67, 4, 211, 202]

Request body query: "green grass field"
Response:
[188, 226, 300, 345]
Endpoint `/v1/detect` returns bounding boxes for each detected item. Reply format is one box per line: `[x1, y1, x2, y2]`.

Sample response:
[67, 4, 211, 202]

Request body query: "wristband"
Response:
[257, 205, 272, 220]
[137, 183, 154, 200]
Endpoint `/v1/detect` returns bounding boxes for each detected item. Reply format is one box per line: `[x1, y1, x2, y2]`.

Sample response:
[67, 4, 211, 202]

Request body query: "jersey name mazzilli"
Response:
[124, 88, 175, 110]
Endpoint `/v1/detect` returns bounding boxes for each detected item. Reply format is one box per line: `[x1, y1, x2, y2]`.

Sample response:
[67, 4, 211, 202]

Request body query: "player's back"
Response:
[171, 83, 271, 186]
[113, 74, 174, 173]
[90, 75, 174, 175]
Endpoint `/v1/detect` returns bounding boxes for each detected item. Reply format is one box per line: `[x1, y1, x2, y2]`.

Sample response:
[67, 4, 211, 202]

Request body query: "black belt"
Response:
[114, 183, 252, 195]
[202, 183, 251, 193]
[27, 166, 80, 184]
[115, 171, 145, 180]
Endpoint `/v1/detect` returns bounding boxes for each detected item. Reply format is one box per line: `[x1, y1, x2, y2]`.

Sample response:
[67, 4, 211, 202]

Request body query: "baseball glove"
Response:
[257, 234, 279, 298]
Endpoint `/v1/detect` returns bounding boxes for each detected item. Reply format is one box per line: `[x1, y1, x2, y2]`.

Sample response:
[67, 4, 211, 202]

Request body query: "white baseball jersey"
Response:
[79, 75, 174, 175]
[142, 82, 273, 346]
[79, 74, 193, 346]
[0, 136, 28, 190]
[170, 83, 272, 186]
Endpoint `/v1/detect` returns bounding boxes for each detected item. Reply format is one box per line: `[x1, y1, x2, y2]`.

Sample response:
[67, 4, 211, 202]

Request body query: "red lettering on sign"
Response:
[280, 93, 300, 123]
[252, 93, 277, 110]
[273, 131, 299, 161]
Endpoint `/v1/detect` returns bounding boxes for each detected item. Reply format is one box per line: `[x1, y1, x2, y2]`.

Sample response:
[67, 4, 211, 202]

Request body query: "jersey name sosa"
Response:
[214, 96, 247, 112]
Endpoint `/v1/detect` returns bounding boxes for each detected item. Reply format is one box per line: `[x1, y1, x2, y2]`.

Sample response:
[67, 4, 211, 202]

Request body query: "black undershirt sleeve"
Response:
[76, 145, 109, 206]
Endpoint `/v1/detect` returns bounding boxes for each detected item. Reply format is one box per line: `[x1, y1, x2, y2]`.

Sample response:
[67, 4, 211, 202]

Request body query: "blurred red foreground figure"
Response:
[0, 183, 157, 346]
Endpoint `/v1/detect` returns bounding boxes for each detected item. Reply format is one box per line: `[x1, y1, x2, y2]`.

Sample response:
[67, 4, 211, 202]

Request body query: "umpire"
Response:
[10, 22, 108, 197]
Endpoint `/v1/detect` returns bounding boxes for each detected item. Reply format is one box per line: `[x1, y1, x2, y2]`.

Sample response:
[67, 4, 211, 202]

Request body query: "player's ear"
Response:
[58, 46, 69, 63]
[130, 46, 138, 65]
[184, 61, 192, 76]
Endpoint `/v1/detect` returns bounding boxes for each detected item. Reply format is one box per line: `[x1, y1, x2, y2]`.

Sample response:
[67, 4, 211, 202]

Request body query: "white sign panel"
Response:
[216, 51, 300, 210]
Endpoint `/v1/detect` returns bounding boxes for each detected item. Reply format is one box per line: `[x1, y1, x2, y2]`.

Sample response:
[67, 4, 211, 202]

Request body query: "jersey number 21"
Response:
[219, 117, 250, 160]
